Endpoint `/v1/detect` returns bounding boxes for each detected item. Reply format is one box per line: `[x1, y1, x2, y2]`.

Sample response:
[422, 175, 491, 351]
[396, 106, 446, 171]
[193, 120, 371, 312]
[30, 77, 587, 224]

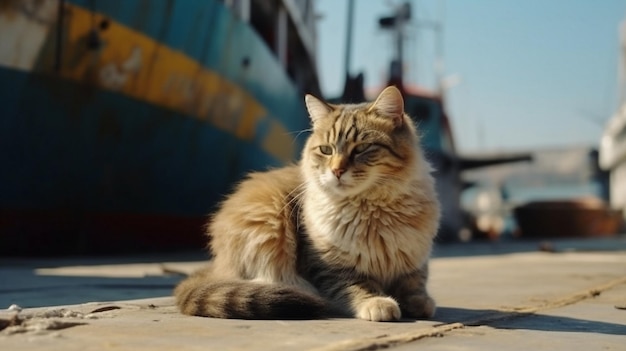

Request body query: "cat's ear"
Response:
[368, 86, 404, 127]
[305, 94, 333, 123]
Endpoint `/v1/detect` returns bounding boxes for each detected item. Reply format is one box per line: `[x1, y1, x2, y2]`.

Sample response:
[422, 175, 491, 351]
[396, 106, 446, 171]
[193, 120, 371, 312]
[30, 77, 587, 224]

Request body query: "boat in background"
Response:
[0, 0, 320, 255]
[514, 198, 623, 238]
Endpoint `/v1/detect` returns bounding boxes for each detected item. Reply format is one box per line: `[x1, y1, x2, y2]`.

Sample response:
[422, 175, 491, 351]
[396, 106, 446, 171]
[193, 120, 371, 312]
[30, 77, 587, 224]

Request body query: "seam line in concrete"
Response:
[499, 276, 626, 314]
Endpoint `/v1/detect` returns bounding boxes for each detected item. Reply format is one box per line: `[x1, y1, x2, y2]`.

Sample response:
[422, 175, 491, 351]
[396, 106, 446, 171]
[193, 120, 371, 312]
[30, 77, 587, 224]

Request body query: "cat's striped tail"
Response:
[174, 271, 326, 320]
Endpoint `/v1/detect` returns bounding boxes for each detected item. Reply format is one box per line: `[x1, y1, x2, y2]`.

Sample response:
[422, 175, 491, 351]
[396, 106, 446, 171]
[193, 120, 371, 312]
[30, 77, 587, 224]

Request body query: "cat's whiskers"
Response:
[279, 181, 306, 215]
[285, 127, 314, 146]
[282, 181, 308, 231]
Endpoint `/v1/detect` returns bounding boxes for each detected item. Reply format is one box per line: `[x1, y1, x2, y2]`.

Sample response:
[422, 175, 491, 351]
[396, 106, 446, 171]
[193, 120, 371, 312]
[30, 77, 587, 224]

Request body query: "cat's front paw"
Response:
[355, 296, 401, 322]
[401, 294, 436, 319]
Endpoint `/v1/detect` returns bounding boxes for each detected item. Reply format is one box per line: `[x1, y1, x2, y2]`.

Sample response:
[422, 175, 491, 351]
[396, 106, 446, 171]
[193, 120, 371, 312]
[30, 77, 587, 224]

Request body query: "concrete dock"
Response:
[1, 237, 625, 350]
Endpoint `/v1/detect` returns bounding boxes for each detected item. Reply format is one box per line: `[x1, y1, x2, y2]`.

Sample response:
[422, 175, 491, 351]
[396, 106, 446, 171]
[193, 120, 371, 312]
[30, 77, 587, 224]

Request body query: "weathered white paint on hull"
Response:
[0, 0, 58, 71]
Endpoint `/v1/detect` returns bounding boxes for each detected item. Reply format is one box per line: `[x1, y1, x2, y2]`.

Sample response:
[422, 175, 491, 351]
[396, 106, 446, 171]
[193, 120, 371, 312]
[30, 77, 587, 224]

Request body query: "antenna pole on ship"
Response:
[344, 0, 355, 78]
[341, 0, 365, 102]
[379, 2, 411, 90]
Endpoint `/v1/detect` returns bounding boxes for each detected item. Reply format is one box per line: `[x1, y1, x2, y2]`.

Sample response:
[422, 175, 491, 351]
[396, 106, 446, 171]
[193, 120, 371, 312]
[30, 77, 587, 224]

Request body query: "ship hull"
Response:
[0, 0, 313, 255]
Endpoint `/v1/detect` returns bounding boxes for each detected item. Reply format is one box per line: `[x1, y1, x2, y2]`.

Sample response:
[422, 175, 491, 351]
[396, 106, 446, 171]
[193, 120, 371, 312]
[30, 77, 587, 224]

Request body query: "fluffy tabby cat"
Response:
[175, 86, 440, 322]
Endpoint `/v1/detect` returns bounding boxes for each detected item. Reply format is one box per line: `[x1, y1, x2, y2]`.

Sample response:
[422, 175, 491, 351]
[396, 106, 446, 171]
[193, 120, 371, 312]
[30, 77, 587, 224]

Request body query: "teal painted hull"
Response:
[0, 0, 314, 255]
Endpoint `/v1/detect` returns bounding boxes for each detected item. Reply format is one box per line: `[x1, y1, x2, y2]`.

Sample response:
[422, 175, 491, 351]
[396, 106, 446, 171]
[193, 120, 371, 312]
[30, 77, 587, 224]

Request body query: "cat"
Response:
[174, 86, 440, 322]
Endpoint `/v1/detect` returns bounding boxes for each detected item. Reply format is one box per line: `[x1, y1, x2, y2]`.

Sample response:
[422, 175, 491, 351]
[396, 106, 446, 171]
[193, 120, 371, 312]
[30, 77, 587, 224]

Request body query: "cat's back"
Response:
[210, 164, 302, 233]
[208, 165, 304, 277]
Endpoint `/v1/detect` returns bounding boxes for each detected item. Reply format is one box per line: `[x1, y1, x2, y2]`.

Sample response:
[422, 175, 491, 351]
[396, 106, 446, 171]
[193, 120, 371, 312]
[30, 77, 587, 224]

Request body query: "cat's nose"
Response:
[332, 168, 345, 179]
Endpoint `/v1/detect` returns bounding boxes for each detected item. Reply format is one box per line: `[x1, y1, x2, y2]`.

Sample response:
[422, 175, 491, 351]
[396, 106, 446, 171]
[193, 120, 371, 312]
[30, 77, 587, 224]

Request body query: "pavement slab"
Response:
[405, 283, 626, 351]
[0, 238, 625, 350]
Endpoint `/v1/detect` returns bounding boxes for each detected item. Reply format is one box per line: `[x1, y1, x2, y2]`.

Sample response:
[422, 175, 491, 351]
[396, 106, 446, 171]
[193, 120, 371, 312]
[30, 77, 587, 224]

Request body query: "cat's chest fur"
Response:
[302, 187, 432, 284]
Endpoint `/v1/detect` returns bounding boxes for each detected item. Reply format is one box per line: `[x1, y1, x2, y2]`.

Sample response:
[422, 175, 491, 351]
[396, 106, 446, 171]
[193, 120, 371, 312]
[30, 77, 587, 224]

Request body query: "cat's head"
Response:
[301, 86, 423, 197]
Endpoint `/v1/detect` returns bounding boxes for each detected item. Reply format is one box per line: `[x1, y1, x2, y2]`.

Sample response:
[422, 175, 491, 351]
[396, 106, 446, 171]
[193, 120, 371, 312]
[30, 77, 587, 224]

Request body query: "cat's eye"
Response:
[319, 145, 333, 155]
[353, 143, 373, 154]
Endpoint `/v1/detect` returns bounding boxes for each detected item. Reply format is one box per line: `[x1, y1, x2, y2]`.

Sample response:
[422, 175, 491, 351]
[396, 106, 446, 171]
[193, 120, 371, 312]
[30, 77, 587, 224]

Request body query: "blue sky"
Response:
[315, 0, 625, 153]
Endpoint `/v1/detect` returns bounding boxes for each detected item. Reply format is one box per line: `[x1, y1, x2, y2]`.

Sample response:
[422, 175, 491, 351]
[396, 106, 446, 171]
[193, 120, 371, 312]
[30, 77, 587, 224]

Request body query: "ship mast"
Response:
[344, 0, 355, 79]
[379, 2, 412, 89]
[340, 0, 365, 102]
[618, 19, 626, 108]
[379, 1, 446, 93]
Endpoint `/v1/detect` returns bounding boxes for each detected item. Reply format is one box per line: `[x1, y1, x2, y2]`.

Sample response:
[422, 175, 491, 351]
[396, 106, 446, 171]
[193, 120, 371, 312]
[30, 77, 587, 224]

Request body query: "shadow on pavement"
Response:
[435, 306, 626, 336]
[0, 273, 182, 308]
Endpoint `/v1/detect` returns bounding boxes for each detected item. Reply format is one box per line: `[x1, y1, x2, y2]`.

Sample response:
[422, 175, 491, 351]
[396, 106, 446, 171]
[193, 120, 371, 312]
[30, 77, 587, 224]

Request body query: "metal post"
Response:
[54, 0, 65, 72]
[344, 0, 355, 77]
[276, 5, 288, 69]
